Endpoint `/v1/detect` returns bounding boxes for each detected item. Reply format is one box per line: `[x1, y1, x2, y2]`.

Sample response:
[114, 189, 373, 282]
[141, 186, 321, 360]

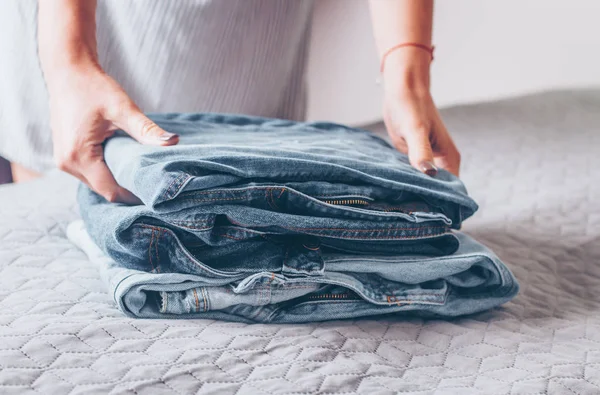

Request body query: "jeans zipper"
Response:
[306, 293, 354, 300]
[322, 198, 414, 214]
[322, 199, 370, 206]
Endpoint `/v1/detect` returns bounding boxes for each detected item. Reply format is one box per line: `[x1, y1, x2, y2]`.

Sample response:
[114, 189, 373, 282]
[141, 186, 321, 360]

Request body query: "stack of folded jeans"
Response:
[71, 113, 519, 323]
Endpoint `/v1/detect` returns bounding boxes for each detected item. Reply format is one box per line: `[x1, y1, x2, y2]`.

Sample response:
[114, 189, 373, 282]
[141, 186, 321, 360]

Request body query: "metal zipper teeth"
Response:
[306, 293, 354, 300]
[322, 199, 370, 206]
[323, 199, 414, 214]
[382, 207, 410, 213]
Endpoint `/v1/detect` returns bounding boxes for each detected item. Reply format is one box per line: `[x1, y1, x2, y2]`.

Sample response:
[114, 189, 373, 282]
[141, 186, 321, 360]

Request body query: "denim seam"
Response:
[312, 193, 372, 198]
[225, 216, 447, 233]
[155, 229, 161, 273]
[201, 287, 208, 312]
[148, 229, 156, 273]
[160, 292, 167, 313]
[269, 188, 281, 210]
[265, 188, 273, 210]
[180, 196, 247, 204]
[177, 185, 442, 223]
[172, 221, 448, 240]
[265, 188, 276, 211]
[269, 276, 448, 305]
[225, 285, 318, 292]
[160, 174, 192, 202]
[177, 185, 446, 215]
[132, 224, 245, 278]
[150, 220, 448, 240]
[165, 216, 448, 236]
[303, 244, 320, 251]
[192, 288, 200, 313]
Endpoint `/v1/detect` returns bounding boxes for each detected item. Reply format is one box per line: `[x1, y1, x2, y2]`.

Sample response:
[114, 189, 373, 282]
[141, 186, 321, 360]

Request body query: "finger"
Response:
[432, 120, 461, 176]
[83, 159, 142, 204]
[383, 110, 409, 154]
[111, 100, 179, 146]
[56, 157, 91, 186]
[403, 125, 438, 177]
[433, 142, 460, 177]
[387, 132, 409, 154]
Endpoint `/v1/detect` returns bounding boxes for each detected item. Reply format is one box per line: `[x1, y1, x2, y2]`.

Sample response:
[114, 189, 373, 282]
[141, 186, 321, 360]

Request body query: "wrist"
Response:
[382, 50, 431, 97]
[43, 54, 102, 93]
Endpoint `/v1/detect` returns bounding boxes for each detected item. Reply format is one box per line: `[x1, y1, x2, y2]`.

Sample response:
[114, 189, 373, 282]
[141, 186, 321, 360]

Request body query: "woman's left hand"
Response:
[381, 50, 461, 177]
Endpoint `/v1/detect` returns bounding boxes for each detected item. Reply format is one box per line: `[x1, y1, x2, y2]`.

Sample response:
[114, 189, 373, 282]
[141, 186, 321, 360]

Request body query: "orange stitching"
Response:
[218, 233, 246, 241]
[287, 226, 446, 232]
[386, 295, 410, 306]
[265, 188, 275, 210]
[226, 217, 446, 232]
[192, 288, 200, 312]
[161, 174, 189, 201]
[383, 207, 410, 212]
[269, 188, 280, 210]
[278, 188, 285, 198]
[155, 228, 161, 273]
[303, 244, 320, 251]
[148, 229, 156, 272]
[191, 222, 447, 234]
[172, 219, 211, 224]
[138, 225, 162, 231]
[136, 223, 446, 241]
[181, 196, 246, 203]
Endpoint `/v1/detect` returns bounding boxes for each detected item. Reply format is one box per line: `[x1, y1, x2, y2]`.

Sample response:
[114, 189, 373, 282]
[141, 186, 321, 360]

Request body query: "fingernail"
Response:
[158, 133, 178, 141]
[419, 161, 438, 177]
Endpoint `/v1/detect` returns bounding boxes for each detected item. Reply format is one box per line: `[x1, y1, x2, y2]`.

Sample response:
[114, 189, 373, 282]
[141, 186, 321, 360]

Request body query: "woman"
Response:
[0, 0, 459, 203]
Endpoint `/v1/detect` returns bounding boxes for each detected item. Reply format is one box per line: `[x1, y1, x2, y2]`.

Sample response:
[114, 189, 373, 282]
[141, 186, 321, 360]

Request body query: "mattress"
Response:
[1, 89, 599, 394]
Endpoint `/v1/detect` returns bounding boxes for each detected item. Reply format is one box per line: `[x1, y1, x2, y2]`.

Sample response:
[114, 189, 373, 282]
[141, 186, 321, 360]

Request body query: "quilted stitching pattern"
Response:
[1, 90, 600, 394]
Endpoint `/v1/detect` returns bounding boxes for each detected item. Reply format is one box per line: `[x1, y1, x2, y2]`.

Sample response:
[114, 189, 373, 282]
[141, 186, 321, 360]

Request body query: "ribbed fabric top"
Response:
[0, 0, 314, 172]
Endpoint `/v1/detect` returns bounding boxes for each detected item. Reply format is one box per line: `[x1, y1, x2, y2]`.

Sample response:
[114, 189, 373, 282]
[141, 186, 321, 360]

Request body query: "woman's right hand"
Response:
[47, 63, 179, 204]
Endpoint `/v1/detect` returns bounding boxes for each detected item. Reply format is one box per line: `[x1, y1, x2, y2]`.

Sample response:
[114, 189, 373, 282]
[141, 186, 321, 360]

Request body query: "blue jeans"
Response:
[77, 113, 518, 323]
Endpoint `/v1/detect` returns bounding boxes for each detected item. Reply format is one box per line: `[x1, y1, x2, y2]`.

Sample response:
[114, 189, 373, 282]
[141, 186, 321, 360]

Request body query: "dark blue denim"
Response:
[77, 113, 518, 323]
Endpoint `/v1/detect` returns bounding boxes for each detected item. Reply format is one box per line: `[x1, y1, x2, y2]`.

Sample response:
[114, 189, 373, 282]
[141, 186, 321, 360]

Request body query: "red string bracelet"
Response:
[380, 43, 435, 73]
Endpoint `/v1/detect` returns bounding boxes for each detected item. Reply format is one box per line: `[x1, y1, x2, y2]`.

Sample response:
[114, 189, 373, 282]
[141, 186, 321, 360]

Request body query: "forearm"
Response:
[369, 0, 434, 92]
[38, 0, 99, 88]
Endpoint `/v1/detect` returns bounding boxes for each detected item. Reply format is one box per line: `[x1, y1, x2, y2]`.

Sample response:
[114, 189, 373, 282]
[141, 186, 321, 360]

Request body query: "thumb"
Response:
[404, 128, 438, 177]
[115, 103, 179, 146]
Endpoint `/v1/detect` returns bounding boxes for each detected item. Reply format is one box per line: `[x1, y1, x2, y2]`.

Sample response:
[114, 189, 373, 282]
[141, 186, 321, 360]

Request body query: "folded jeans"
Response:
[74, 113, 519, 323]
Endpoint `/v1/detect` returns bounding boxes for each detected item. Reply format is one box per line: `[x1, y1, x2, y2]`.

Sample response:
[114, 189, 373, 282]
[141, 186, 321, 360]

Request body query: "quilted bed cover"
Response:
[1, 90, 599, 395]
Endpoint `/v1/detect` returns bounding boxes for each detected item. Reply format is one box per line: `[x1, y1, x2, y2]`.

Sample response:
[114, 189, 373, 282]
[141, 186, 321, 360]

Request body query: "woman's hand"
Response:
[381, 49, 461, 177]
[47, 64, 179, 203]
[368, 0, 460, 176]
[38, 0, 178, 203]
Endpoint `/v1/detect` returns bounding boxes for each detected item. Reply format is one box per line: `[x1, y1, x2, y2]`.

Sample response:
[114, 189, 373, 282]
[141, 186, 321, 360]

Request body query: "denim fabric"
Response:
[77, 113, 518, 323]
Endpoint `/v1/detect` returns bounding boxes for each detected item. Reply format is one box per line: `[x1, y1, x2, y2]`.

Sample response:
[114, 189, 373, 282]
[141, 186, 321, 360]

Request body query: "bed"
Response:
[1, 89, 599, 394]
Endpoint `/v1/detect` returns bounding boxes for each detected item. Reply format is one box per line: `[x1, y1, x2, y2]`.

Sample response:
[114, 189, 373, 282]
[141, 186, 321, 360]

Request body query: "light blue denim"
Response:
[77, 113, 519, 323]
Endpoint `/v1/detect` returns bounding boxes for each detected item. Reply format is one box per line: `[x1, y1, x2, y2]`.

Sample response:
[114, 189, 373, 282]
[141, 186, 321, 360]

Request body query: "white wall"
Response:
[307, 0, 600, 124]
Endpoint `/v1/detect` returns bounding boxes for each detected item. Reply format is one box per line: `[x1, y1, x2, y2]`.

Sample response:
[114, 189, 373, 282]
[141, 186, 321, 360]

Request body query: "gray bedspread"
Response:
[1, 90, 599, 394]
